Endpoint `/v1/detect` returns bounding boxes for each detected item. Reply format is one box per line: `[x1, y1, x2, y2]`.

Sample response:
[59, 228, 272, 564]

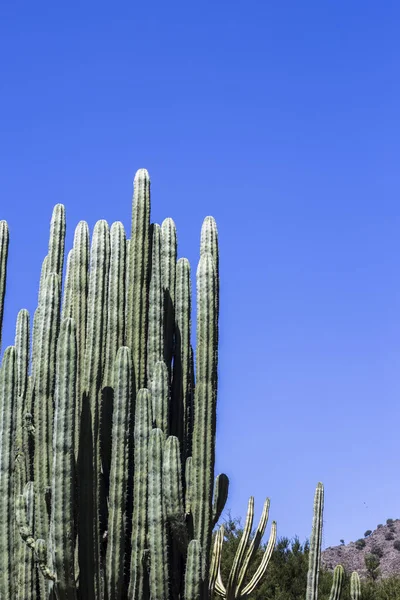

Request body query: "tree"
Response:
[365, 553, 381, 581]
[364, 530, 372, 537]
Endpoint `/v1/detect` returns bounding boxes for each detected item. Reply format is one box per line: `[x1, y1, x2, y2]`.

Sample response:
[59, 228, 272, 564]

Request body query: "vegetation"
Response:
[218, 517, 400, 600]
[355, 539, 366, 550]
[364, 530, 372, 537]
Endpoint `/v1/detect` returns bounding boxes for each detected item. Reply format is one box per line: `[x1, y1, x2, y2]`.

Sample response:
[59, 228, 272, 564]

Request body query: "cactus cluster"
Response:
[0, 168, 278, 600]
[0, 168, 360, 600]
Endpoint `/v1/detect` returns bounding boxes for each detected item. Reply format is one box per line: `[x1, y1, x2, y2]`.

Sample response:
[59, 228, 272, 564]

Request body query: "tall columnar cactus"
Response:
[350, 571, 361, 600]
[328, 565, 344, 600]
[306, 482, 324, 600]
[0, 167, 289, 600]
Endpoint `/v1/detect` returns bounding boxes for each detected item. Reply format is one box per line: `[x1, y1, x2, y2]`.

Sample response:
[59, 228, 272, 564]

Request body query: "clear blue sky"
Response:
[1, 1, 399, 550]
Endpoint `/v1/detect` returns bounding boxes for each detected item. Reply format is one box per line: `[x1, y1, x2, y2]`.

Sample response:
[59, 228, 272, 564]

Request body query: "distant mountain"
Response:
[322, 519, 400, 580]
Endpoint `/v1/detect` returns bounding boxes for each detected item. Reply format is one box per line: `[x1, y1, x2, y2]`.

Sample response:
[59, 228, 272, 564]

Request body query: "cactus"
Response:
[328, 565, 344, 600]
[306, 482, 324, 600]
[350, 571, 361, 600]
[0, 167, 292, 600]
[214, 497, 277, 600]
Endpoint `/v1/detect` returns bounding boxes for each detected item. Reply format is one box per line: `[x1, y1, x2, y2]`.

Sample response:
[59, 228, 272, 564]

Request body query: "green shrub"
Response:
[364, 530, 372, 537]
[386, 518, 394, 526]
[377, 524, 383, 529]
[394, 540, 400, 551]
[355, 538, 366, 550]
[385, 532, 394, 541]
[371, 545, 383, 558]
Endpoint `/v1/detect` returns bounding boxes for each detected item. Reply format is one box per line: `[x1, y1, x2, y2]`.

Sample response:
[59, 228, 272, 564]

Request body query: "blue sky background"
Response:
[1, 1, 400, 549]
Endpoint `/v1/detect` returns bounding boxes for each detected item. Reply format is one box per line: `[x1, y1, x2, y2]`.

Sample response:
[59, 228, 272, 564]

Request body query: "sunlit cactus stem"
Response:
[306, 482, 324, 600]
[0, 220, 9, 352]
[328, 565, 344, 600]
[350, 571, 361, 600]
[0, 347, 16, 600]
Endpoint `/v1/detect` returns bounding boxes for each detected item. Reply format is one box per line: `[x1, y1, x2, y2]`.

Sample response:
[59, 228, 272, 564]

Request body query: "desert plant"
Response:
[385, 532, 394, 541]
[0, 169, 237, 600]
[370, 545, 383, 558]
[394, 540, 400, 552]
[365, 553, 380, 581]
[355, 539, 366, 550]
[364, 530, 372, 537]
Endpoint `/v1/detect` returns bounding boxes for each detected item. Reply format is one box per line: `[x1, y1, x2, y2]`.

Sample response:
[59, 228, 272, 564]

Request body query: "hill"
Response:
[322, 519, 400, 580]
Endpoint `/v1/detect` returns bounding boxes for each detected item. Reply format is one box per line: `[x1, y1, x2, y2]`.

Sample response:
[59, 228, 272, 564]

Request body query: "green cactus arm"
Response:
[129, 388, 152, 600]
[51, 317, 78, 599]
[171, 257, 192, 455]
[192, 251, 217, 583]
[147, 223, 163, 381]
[185, 540, 203, 600]
[240, 521, 277, 598]
[35, 539, 56, 581]
[209, 526, 224, 597]
[236, 498, 270, 596]
[185, 455, 193, 516]
[306, 482, 324, 600]
[47, 203, 66, 279]
[350, 571, 361, 600]
[106, 346, 131, 600]
[15, 309, 30, 401]
[212, 473, 229, 527]
[0, 347, 16, 600]
[72, 220, 89, 464]
[61, 249, 74, 320]
[15, 482, 35, 600]
[328, 565, 344, 600]
[226, 496, 255, 600]
[0, 220, 9, 353]
[163, 435, 188, 551]
[200, 216, 219, 390]
[103, 222, 126, 387]
[34, 272, 61, 545]
[127, 168, 151, 392]
[150, 360, 170, 434]
[80, 219, 110, 600]
[148, 427, 169, 600]
[161, 217, 177, 370]
[14, 309, 30, 461]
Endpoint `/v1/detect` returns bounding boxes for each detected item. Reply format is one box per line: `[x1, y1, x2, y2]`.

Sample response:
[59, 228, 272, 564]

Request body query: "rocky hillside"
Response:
[322, 519, 400, 580]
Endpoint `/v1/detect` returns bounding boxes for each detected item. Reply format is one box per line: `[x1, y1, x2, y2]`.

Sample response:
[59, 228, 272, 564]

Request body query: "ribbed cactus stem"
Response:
[127, 168, 151, 392]
[61, 249, 74, 320]
[51, 317, 78, 599]
[148, 428, 169, 600]
[47, 203, 66, 278]
[80, 219, 110, 600]
[106, 346, 131, 600]
[192, 251, 217, 582]
[16, 482, 35, 600]
[306, 482, 324, 600]
[0, 220, 9, 353]
[147, 224, 163, 381]
[212, 473, 229, 527]
[161, 217, 177, 370]
[103, 221, 127, 387]
[171, 257, 191, 455]
[329, 565, 344, 600]
[209, 526, 224, 597]
[34, 273, 61, 547]
[129, 388, 152, 600]
[185, 540, 203, 600]
[350, 572, 361, 600]
[163, 435, 187, 550]
[150, 360, 170, 434]
[0, 347, 16, 600]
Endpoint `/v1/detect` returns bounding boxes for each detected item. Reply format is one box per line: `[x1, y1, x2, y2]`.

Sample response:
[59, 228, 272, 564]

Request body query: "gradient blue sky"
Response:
[1, 1, 399, 549]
